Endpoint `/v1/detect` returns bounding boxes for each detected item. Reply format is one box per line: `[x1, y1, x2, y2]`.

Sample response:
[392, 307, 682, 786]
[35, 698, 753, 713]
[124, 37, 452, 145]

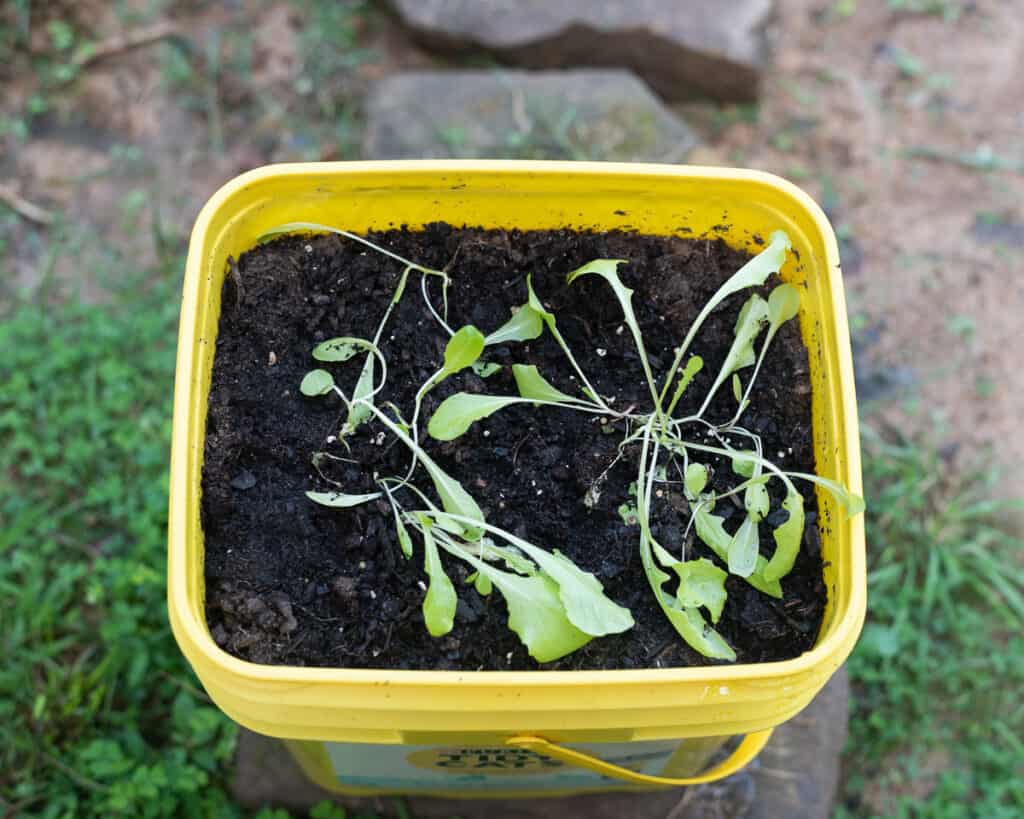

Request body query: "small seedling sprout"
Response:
[283, 223, 864, 663]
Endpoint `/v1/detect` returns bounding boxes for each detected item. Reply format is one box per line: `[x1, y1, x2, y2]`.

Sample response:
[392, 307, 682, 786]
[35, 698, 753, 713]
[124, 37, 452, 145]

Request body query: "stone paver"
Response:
[232, 668, 848, 818]
[391, 0, 774, 102]
[362, 69, 699, 161]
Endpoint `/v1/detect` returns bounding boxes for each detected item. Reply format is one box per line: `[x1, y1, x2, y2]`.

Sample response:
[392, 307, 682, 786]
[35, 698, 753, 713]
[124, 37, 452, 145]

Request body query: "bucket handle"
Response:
[506, 729, 772, 787]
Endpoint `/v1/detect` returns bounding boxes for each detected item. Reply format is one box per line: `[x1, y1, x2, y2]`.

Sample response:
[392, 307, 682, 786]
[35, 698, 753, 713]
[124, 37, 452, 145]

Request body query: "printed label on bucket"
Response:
[321, 737, 720, 793]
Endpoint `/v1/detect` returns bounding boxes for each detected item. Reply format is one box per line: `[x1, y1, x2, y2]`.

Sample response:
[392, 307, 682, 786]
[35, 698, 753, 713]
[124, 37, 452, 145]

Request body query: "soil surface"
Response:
[201, 225, 824, 671]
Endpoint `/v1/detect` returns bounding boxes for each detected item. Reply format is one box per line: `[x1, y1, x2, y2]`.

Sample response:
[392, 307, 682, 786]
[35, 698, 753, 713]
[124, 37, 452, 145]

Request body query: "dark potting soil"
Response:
[202, 224, 825, 671]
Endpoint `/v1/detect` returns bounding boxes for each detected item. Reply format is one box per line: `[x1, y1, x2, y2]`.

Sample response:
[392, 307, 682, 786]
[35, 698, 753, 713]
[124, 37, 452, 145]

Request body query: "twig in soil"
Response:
[511, 430, 533, 467]
[72, 21, 180, 69]
[645, 638, 676, 663]
[320, 416, 348, 458]
[227, 255, 244, 309]
[665, 788, 697, 819]
[286, 633, 306, 655]
[0, 184, 54, 225]
[575, 313, 596, 340]
[293, 604, 344, 624]
[443, 242, 464, 274]
[356, 630, 376, 654]
[773, 600, 808, 633]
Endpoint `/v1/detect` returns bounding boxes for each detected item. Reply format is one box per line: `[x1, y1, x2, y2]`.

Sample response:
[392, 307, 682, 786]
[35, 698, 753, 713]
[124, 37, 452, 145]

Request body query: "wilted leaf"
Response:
[727, 517, 760, 578]
[566, 258, 661, 404]
[564, 259, 642, 366]
[768, 283, 801, 327]
[721, 295, 769, 378]
[789, 472, 866, 517]
[430, 513, 633, 638]
[526, 274, 556, 329]
[694, 507, 782, 598]
[764, 487, 805, 582]
[305, 490, 381, 508]
[694, 506, 732, 557]
[641, 534, 735, 660]
[673, 558, 729, 623]
[460, 552, 591, 662]
[423, 461, 485, 541]
[721, 231, 792, 296]
[530, 549, 635, 636]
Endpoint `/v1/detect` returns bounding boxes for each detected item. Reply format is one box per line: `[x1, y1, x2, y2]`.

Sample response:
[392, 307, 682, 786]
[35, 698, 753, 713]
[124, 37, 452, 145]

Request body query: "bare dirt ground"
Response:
[682, 0, 1024, 503]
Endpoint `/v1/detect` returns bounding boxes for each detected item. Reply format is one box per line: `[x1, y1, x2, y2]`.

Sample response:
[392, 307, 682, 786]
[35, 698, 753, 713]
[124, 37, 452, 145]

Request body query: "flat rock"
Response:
[232, 667, 848, 818]
[971, 213, 1024, 248]
[362, 70, 698, 161]
[390, 0, 774, 102]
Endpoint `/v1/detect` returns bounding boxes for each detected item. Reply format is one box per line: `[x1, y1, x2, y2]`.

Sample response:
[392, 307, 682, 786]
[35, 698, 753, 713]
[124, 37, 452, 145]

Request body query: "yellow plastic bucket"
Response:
[168, 160, 865, 798]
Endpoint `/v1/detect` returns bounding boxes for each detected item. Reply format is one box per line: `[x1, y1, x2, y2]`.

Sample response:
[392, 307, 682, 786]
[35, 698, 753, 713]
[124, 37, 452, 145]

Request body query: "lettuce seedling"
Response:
[421, 233, 864, 661]
[283, 222, 631, 662]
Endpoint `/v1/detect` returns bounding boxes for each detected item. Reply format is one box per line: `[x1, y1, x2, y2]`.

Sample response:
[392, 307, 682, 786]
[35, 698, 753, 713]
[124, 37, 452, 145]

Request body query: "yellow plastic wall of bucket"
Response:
[168, 160, 865, 796]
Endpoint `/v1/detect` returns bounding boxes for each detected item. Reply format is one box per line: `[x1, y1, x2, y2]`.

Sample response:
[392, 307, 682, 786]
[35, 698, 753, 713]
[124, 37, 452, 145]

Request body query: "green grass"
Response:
[0, 3, 379, 814]
[836, 425, 1024, 818]
[0, 266, 240, 817]
[0, 267, 366, 818]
